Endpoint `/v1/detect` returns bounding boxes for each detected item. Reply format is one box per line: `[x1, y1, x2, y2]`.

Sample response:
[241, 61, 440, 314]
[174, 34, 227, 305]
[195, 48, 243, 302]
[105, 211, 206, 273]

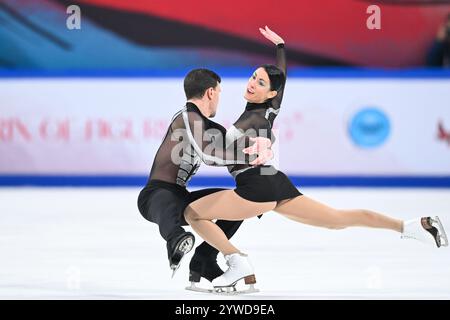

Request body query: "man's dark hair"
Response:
[260, 64, 286, 92]
[184, 68, 221, 100]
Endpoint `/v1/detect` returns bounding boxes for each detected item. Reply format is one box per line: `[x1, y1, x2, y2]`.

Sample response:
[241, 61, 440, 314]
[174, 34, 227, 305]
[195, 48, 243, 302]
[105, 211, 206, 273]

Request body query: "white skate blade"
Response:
[213, 276, 259, 295]
[186, 282, 259, 295]
[185, 282, 214, 294]
[431, 216, 448, 247]
[213, 284, 259, 296]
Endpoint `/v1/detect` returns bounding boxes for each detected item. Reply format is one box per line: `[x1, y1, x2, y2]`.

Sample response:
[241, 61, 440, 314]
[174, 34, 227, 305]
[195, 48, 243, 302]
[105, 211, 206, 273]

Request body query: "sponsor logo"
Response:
[349, 107, 390, 148]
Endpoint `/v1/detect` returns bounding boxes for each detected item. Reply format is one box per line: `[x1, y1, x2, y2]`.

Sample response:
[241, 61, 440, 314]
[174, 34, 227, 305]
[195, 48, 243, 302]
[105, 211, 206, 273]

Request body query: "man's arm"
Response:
[182, 109, 272, 166]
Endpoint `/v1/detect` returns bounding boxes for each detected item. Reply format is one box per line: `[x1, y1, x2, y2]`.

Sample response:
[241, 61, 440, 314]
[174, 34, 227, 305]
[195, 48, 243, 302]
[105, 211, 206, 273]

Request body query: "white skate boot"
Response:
[401, 216, 448, 248]
[211, 253, 259, 295]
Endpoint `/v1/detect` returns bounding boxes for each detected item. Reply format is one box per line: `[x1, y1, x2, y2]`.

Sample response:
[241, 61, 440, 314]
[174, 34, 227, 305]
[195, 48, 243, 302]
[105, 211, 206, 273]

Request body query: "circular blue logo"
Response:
[349, 108, 390, 148]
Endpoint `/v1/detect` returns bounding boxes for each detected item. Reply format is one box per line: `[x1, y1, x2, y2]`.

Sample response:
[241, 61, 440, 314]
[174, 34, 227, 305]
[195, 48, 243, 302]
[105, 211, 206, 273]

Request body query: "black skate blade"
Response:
[170, 236, 195, 278]
[171, 266, 179, 279]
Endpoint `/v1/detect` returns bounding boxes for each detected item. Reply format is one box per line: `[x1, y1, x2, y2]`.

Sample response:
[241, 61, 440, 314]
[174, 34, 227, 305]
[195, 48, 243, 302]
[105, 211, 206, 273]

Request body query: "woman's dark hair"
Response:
[260, 64, 285, 92]
[184, 68, 221, 99]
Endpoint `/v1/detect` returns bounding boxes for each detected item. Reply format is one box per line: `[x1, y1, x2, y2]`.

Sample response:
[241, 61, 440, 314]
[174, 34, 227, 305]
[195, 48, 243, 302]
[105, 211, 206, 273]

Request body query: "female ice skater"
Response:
[184, 26, 448, 293]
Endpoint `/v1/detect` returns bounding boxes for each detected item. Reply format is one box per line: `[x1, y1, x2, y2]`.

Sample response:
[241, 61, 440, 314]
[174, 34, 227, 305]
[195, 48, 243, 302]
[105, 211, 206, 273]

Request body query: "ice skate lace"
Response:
[401, 230, 421, 240]
[225, 257, 238, 269]
[401, 224, 430, 241]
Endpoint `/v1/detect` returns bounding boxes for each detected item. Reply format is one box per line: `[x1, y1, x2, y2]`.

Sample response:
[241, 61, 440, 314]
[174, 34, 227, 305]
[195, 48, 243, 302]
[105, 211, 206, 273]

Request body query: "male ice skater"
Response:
[137, 68, 272, 276]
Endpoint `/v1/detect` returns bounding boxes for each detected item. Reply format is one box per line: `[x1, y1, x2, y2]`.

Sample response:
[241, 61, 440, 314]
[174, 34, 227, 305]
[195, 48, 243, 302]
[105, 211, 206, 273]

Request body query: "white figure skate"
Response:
[401, 216, 448, 248]
[210, 253, 259, 295]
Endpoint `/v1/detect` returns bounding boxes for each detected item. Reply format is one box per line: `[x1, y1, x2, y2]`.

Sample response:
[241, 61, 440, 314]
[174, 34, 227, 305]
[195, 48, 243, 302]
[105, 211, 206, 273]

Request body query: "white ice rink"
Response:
[1, 187, 449, 300]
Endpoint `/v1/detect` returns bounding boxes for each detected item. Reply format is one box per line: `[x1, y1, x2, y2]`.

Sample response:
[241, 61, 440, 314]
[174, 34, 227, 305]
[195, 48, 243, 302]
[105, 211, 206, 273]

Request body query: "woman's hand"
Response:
[242, 137, 272, 155]
[250, 148, 274, 166]
[259, 25, 284, 46]
[242, 137, 274, 166]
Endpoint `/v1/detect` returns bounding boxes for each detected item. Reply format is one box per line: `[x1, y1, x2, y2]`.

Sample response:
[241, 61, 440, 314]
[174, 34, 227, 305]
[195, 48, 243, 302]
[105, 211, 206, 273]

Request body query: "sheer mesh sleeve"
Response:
[271, 43, 286, 112]
[226, 110, 275, 175]
[232, 111, 275, 144]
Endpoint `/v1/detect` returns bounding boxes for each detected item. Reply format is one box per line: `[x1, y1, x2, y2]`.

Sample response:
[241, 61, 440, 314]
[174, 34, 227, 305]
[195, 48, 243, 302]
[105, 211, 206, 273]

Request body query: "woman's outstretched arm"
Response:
[259, 26, 286, 109]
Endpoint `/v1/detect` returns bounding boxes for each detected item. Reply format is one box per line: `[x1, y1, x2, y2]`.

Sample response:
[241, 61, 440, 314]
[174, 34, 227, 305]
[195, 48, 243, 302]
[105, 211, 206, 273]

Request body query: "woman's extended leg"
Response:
[275, 195, 403, 232]
[184, 190, 276, 255]
[274, 195, 448, 247]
